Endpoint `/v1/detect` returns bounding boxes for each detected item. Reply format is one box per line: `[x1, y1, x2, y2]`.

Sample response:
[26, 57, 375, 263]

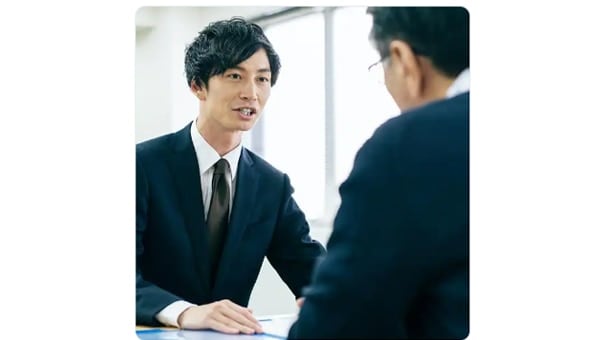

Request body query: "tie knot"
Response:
[213, 158, 229, 175]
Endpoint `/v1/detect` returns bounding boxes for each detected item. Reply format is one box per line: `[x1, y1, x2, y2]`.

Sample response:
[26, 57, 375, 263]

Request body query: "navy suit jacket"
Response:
[289, 93, 469, 339]
[136, 122, 325, 326]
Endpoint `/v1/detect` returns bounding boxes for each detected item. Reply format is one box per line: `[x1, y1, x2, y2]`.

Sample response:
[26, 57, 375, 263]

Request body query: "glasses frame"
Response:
[367, 55, 390, 85]
[367, 55, 390, 73]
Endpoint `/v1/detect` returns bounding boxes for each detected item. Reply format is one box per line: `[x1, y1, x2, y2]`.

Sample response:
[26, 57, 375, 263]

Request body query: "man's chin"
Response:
[237, 121, 257, 131]
[224, 117, 258, 132]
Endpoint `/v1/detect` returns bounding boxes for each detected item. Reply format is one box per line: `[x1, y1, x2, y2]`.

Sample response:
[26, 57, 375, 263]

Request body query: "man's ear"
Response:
[190, 80, 207, 101]
[389, 40, 424, 99]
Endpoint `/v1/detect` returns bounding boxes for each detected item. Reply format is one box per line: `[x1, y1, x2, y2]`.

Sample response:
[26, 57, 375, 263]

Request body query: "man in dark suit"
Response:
[136, 17, 325, 334]
[289, 7, 469, 339]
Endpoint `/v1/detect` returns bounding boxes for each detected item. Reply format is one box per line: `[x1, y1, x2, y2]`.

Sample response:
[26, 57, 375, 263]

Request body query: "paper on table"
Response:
[258, 314, 297, 339]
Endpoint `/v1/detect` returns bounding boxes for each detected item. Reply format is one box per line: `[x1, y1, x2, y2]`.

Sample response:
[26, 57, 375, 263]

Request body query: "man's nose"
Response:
[240, 80, 258, 101]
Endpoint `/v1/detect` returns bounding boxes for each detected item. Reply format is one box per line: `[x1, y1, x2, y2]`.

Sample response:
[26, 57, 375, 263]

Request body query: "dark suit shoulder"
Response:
[367, 93, 469, 162]
[136, 133, 175, 157]
[375, 93, 468, 141]
[137, 122, 192, 156]
[242, 148, 285, 179]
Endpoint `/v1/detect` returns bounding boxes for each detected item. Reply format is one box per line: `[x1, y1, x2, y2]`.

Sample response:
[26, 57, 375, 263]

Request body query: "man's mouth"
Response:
[235, 107, 257, 116]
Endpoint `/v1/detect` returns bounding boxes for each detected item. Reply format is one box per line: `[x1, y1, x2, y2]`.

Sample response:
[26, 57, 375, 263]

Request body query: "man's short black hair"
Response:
[367, 7, 469, 77]
[184, 17, 281, 89]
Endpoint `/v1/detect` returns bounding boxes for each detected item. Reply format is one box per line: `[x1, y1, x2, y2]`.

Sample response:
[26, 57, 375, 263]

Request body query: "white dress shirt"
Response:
[155, 120, 243, 327]
[446, 68, 470, 98]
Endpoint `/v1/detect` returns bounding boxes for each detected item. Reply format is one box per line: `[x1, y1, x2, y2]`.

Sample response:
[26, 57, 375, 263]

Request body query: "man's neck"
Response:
[418, 58, 456, 104]
[424, 71, 455, 102]
[196, 117, 241, 157]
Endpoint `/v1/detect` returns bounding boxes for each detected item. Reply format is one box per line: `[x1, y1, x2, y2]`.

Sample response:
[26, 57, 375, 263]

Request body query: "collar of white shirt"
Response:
[446, 68, 470, 98]
[190, 120, 242, 180]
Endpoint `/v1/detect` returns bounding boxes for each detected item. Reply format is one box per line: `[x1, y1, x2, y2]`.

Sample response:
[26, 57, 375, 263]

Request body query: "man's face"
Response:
[198, 48, 272, 133]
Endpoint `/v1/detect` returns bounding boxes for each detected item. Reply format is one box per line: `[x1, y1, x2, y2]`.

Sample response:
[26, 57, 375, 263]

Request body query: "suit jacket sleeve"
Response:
[266, 174, 326, 298]
[136, 153, 184, 326]
[288, 122, 454, 338]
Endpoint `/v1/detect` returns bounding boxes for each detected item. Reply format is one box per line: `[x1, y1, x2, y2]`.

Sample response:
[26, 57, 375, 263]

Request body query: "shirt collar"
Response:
[446, 68, 470, 98]
[190, 120, 242, 180]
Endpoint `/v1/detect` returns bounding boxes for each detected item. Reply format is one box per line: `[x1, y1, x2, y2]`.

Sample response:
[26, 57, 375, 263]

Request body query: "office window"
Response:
[332, 7, 399, 186]
[257, 7, 398, 225]
[263, 14, 326, 220]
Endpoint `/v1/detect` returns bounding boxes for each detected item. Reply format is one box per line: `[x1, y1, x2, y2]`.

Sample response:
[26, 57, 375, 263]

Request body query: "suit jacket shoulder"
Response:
[241, 148, 285, 179]
[373, 92, 468, 146]
[136, 127, 184, 158]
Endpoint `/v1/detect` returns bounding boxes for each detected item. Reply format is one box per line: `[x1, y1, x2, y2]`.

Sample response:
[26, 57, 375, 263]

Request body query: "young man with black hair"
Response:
[289, 7, 470, 339]
[136, 17, 325, 334]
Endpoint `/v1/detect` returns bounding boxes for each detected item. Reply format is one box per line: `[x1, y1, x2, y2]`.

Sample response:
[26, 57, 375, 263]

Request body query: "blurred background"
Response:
[135, 6, 399, 316]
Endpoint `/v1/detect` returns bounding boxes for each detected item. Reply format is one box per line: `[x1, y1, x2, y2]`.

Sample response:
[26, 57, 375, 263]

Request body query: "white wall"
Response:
[136, 8, 171, 143]
[135, 6, 332, 316]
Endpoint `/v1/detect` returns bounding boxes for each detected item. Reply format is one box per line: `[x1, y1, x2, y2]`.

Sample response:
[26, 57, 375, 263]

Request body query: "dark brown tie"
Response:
[206, 158, 230, 286]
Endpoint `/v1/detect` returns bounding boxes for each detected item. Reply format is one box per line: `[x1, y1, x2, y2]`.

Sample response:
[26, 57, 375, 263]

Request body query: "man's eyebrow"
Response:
[229, 66, 271, 73]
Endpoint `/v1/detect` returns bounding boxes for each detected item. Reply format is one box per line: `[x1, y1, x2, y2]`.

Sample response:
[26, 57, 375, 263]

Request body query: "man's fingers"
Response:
[220, 304, 263, 333]
[221, 300, 262, 330]
[211, 313, 256, 334]
[206, 317, 240, 334]
[224, 300, 256, 317]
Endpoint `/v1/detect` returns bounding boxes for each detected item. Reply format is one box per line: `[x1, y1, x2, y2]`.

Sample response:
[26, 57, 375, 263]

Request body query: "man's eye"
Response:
[227, 73, 242, 80]
[258, 77, 270, 83]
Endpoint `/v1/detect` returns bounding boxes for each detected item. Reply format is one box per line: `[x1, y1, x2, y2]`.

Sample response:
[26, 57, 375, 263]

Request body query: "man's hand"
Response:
[177, 299, 263, 334]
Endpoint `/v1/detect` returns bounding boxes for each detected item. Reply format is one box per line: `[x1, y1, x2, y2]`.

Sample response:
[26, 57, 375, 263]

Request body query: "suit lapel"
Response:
[169, 123, 210, 293]
[213, 148, 258, 292]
